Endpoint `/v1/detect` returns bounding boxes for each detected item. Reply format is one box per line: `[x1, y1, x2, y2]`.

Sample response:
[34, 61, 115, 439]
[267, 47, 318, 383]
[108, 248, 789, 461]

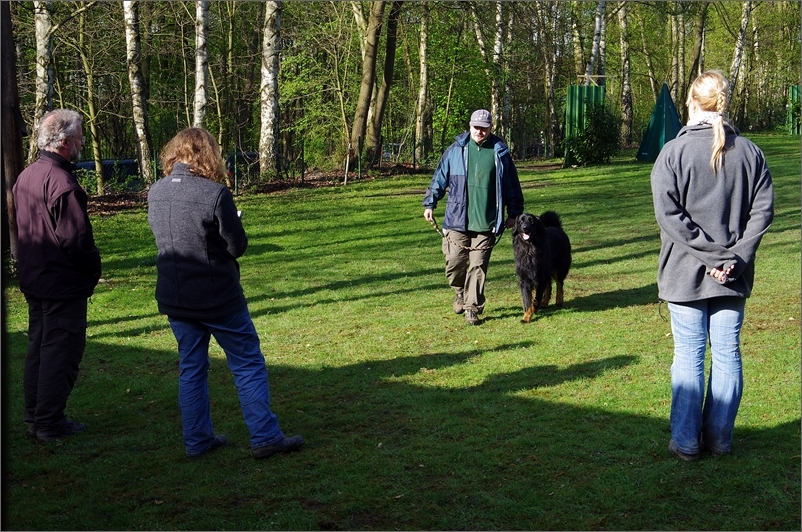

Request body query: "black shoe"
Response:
[668, 439, 700, 462]
[252, 435, 305, 459]
[37, 419, 87, 443]
[26, 423, 37, 440]
[464, 309, 479, 325]
[188, 435, 229, 458]
[453, 293, 465, 314]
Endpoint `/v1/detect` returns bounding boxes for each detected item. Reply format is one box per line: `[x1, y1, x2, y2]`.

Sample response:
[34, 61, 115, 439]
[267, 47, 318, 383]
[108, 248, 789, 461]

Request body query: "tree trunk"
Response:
[2, 1, 24, 261]
[414, 2, 430, 164]
[367, 1, 403, 167]
[639, 15, 659, 102]
[193, 0, 209, 128]
[687, 3, 709, 84]
[76, 4, 104, 195]
[28, 1, 54, 164]
[535, 2, 559, 157]
[350, 1, 385, 154]
[439, 14, 465, 153]
[259, 1, 282, 178]
[670, 3, 679, 101]
[491, 1, 504, 129]
[583, 0, 605, 85]
[597, 3, 607, 85]
[617, 1, 632, 146]
[728, 0, 752, 109]
[123, 1, 155, 186]
[570, 1, 585, 78]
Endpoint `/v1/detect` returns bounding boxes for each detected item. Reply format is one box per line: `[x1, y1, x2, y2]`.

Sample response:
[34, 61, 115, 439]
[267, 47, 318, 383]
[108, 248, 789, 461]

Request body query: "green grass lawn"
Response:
[3, 133, 799, 530]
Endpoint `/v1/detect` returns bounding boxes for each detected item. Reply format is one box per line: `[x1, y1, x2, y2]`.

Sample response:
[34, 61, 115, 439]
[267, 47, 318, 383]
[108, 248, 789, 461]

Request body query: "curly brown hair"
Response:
[160, 128, 227, 183]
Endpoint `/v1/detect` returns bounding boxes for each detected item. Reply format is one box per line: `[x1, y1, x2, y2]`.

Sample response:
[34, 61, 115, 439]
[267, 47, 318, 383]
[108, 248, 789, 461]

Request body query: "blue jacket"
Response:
[423, 132, 523, 234]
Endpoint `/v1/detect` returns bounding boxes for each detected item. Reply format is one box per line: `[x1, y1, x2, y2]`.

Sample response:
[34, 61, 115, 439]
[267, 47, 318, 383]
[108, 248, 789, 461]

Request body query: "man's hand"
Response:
[504, 216, 516, 229]
[423, 208, 434, 223]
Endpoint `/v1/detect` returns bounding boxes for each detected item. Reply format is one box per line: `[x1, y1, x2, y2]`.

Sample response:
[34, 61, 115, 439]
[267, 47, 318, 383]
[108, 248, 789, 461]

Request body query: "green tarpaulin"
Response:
[636, 83, 682, 162]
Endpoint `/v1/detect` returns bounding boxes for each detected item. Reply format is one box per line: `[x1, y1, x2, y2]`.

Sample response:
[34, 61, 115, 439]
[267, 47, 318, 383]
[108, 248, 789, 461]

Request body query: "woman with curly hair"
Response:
[148, 128, 304, 459]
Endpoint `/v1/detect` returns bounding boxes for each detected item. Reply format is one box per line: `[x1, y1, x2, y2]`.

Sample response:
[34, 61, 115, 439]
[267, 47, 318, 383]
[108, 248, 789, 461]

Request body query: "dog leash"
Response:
[428, 217, 504, 251]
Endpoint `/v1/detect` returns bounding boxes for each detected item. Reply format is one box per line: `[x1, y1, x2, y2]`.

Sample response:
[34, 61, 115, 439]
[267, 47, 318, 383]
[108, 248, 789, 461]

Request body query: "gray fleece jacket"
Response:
[650, 123, 774, 303]
[147, 163, 248, 319]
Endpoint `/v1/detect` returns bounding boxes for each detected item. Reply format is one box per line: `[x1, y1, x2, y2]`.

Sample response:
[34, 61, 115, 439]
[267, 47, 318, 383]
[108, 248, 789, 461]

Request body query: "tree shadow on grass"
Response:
[4, 334, 798, 531]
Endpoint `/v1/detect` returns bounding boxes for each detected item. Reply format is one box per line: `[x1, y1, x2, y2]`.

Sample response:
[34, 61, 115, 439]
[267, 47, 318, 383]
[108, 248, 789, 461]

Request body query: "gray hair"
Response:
[37, 109, 83, 152]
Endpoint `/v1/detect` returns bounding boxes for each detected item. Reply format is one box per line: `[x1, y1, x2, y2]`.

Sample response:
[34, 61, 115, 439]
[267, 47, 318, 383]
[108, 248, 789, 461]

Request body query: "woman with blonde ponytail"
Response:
[650, 70, 774, 461]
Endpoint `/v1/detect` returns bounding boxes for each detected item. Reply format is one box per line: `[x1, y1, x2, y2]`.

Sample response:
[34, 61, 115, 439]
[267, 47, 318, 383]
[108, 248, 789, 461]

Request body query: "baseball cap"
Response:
[469, 109, 492, 128]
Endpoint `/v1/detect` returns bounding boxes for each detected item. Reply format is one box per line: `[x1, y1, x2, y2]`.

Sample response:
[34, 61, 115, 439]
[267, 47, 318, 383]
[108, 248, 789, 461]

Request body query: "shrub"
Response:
[563, 102, 621, 165]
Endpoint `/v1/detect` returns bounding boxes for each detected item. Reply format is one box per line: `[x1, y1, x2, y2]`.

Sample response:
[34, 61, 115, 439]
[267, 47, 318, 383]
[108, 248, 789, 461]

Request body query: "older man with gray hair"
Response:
[13, 109, 101, 443]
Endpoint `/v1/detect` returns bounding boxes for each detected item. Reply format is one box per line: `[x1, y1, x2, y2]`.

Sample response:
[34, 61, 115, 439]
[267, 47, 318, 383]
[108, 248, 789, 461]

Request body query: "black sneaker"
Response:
[464, 309, 479, 325]
[252, 435, 305, 459]
[188, 435, 229, 458]
[37, 419, 87, 443]
[453, 293, 465, 314]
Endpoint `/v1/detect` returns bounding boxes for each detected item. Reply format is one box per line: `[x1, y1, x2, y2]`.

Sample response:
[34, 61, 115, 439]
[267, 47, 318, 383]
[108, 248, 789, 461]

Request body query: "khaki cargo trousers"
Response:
[442, 229, 494, 314]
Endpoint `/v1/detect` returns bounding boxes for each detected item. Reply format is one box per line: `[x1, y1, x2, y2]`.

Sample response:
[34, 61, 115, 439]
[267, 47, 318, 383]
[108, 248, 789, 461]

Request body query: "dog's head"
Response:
[513, 213, 546, 242]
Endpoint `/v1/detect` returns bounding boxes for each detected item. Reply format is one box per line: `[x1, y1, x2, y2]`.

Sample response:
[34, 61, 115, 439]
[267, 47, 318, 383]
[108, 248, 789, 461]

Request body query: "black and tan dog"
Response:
[512, 211, 572, 323]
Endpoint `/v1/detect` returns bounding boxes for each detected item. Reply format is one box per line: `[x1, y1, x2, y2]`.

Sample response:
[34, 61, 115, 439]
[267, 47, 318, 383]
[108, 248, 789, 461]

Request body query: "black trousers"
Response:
[23, 296, 88, 431]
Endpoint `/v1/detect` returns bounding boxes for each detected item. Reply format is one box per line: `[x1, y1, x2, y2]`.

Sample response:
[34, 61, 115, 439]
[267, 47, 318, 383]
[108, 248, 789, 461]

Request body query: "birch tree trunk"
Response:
[350, 1, 385, 152]
[617, 1, 632, 146]
[598, 6, 607, 84]
[414, 2, 430, 164]
[728, 0, 753, 109]
[28, 0, 54, 163]
[639, 15, 659, 102]
[570, 1, 585, 78]
[583, 0, 605, 85]
[123, 0, 154, 185]
[670, 3, 679, 101]
[2, 1, 24, 260]
[259, 1, 282, 177]
[193, 0, 209, 128]
[491, 1, 504, 131]
[534, 2, 559, 157]
[367, 0, 403, 166]
[469, 2, 503, 123]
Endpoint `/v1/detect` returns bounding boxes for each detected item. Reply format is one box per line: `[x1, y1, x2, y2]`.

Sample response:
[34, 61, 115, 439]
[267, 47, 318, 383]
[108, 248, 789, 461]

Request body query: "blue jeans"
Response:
[168, 308, 284, 456]
[668, 297, 745, 455]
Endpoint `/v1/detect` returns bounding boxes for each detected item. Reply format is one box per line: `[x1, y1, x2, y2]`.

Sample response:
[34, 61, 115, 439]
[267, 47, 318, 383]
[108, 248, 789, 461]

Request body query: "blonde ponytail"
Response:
[686, 71, 730, 173]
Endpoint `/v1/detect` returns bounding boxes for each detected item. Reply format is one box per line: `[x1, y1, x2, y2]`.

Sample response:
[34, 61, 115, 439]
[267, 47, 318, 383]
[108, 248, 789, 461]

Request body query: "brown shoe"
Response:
[464, 309, 479, 325]
[453, 293, 465, 314]
[252, 435, 305, 459]
[668, 439, 700, 462]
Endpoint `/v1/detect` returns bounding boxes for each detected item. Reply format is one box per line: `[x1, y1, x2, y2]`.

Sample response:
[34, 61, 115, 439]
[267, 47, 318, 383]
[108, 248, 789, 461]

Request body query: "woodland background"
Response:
[2, 0, 800, 195]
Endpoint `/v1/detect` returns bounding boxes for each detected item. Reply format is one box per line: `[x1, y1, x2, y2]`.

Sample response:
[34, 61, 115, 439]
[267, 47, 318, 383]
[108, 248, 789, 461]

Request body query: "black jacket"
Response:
[147, 163, 248, 319]
[13, 151, 101, 300]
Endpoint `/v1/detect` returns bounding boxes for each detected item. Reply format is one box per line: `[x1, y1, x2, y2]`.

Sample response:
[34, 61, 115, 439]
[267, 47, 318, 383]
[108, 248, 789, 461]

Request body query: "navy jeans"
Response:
[168, 307, 284, 456]
[24, 297, 87, 432]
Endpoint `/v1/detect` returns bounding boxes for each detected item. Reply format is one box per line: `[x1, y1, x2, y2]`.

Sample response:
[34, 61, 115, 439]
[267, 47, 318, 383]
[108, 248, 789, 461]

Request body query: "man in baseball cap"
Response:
[422, 109, 524, 325]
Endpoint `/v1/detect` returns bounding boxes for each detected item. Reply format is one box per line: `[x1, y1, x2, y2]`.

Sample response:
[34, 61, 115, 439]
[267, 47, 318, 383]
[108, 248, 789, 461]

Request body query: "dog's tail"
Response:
[540, 211, 562, 229]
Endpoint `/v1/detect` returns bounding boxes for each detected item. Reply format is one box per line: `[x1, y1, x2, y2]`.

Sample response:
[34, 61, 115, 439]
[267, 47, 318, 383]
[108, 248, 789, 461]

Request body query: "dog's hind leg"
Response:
[540, 283, 552, 309]
[554, 279, 564, 307]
